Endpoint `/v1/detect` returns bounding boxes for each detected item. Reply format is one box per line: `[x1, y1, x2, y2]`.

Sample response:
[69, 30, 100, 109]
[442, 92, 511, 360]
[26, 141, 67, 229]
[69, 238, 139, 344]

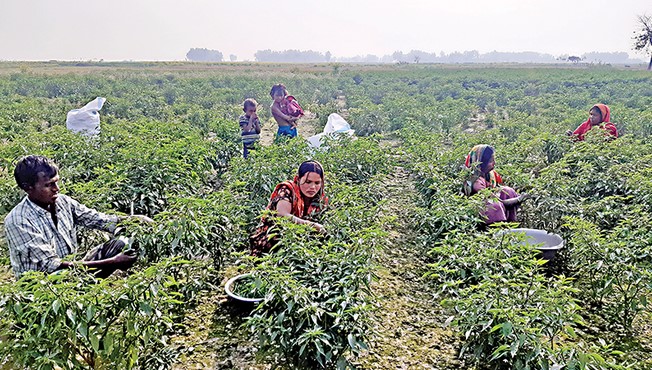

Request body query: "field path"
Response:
[170, 109, 330, 370]
[171, 262, 274, 370]
[355, 143, 460, 369]
[259, 111, 320, 146]
[172, 138, 462, 370]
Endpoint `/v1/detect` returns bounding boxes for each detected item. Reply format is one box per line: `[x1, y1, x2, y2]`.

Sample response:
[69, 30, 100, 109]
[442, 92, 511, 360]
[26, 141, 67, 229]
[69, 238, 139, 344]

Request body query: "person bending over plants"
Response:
[239, 98, 262, 158]
[270, 83, 303, 140]
[250, 160, 328, 256]
[4, 155, 153, 279]
[566, 104, 618, 141]
[463, 145, 529, 225]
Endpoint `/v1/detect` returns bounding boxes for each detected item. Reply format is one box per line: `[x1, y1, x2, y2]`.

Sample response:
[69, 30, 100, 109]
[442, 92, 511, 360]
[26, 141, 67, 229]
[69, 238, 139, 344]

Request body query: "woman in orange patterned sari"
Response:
[250, 161, 328, 256]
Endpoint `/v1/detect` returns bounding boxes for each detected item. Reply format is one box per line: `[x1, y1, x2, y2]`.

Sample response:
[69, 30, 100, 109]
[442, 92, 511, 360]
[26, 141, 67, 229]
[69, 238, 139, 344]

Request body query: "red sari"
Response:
[249, 178, 328, 256]
[571, 104, 618, 141]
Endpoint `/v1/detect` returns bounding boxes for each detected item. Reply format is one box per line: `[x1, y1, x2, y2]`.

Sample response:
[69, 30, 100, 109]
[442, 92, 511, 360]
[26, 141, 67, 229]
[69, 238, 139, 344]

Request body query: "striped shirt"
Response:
[4, 195, 119, 277]
[239, 115, 261, 133]
[239, 114, 261, 145]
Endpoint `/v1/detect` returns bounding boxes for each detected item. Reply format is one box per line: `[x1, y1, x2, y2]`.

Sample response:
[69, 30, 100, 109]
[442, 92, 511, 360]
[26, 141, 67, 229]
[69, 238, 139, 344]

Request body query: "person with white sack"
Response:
[66, 97, 106, 136]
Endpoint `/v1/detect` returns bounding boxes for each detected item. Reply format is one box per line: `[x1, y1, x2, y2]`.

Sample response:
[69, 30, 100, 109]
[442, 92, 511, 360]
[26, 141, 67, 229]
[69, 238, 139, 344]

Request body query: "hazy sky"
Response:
[0, 0, 649, 61]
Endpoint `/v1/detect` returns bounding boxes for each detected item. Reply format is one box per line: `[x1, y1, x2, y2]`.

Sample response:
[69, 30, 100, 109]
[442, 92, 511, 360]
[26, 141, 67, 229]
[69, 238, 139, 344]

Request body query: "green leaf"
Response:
[337, 356, 348, 370]
[66, 308, 76, 324]
[104, 332, 114, 353]
[501, 322, 513, 337]
[315, 340, 326, 356]
[90, 334, 100, 352]
[86, 306, 95, 322]
[78, 323, 88, 339]
[510, 340, 519, 357]
[52, 299, 61, 314]
[490, 324, 502, 333]
[347, 333, 356, 349]
[490, 344, 510, 360]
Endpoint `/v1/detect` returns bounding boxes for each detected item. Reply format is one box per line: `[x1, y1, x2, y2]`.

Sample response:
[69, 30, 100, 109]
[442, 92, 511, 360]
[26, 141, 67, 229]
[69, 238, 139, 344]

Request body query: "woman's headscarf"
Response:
[463, 145, 503, 195]
[268, 160, 328, 217]
[572, 104, 618, 141]
[592, 104, 611, 124]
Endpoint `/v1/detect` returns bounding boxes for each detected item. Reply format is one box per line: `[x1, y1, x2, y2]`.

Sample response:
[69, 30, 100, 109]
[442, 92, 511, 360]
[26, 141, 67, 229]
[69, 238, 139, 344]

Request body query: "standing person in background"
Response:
[239, 99, 261, 158]
[270, 83, 302, 140]
[566, 104, 618, 141]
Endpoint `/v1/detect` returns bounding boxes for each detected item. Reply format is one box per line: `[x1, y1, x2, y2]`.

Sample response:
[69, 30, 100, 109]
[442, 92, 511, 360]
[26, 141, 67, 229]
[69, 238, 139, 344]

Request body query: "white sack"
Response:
[66, 97, 106, 136]
[308, 113, 355, 148]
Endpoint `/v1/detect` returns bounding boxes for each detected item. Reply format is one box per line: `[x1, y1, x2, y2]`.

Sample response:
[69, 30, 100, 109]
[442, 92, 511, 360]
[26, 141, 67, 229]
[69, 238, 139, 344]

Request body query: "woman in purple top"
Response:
[463, 145, 529, 224]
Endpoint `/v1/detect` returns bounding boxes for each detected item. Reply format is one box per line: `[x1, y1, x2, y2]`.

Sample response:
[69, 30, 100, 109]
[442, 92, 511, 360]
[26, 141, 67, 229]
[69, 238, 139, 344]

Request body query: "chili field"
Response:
[0, 62, 650, 369]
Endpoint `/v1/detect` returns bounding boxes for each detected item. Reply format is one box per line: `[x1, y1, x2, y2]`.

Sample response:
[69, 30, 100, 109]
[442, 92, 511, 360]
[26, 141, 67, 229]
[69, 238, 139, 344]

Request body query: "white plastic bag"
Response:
[324, 113, 353, 134]
[66, 97, 106, 136]
[308, 113, 355, 148]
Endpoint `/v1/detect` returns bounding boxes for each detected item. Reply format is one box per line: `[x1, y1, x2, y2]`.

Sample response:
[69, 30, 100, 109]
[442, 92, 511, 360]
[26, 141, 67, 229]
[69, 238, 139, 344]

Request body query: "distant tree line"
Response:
[578, 52, 642, 64]
[184, 47, 645, 64]
[254, 49, 332, 63]
[346, 50, 643, 64]
[250, 49, 644, 64]
[186, 48, 223, 62]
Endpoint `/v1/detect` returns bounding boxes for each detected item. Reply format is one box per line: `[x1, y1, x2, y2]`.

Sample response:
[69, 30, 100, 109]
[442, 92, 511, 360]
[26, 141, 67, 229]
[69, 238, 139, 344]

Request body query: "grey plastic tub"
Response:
[224, 273, 264, 304]
[496, 228, 564, 260]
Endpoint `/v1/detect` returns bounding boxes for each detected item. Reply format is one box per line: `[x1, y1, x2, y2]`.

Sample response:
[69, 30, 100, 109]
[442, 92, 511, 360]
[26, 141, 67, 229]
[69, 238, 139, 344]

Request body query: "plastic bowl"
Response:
[496, 228, 564, 260]
[224, 273, 265, 304]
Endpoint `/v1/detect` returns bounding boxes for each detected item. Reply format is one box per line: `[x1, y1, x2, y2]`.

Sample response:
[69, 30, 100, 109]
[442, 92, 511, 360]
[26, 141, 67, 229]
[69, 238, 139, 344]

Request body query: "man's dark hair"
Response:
[14, 155, 59, 190]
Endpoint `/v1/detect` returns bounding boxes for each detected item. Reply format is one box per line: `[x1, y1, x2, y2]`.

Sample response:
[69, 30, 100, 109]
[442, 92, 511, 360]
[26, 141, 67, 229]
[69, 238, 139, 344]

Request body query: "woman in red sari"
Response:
[250, 161, 328, 256]
[566, 104, 618, 141]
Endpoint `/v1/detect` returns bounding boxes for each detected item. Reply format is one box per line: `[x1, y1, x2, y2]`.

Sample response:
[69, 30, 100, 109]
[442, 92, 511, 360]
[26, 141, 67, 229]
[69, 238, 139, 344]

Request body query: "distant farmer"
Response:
[566, 104, 618, 141]
[239, 98, 261, 158]
[250, 161, 328, 256]
[4, 155, 153, 278]
[270, 83, 304, 140]
[463, 145, 529, 225]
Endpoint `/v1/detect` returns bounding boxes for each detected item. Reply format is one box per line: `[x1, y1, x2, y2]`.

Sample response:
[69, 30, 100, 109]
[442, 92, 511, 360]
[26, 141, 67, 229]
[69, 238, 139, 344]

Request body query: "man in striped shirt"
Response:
[4, 155, 151, 278]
